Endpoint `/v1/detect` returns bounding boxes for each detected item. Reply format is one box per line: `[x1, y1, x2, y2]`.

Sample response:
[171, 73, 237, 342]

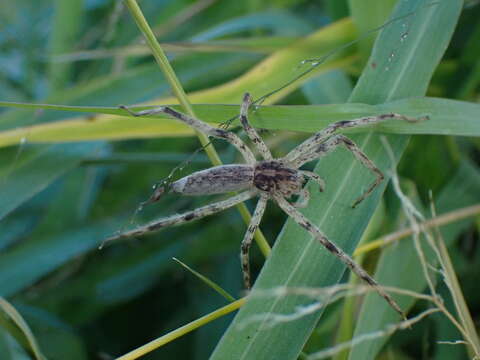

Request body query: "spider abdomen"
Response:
[253, 161, 303, 196]
[171, 164, 254, 195]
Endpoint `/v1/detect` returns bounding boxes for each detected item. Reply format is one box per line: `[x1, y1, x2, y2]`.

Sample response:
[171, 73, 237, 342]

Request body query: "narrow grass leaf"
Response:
[192, 10, 313, 41]
[0, 143, 97, 220]
[0, 297, 47, 360]
[0, 223, 117, 297]
[48, 0, 83, 91]
[0, 97, 478, 147]
[0, 18, 357, 146]
[173, 258, 236, 302]
[211, 1, 462, 359]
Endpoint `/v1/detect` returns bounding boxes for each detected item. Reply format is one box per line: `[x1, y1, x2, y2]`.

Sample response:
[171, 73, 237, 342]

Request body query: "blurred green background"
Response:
[0, 0, 479, 359]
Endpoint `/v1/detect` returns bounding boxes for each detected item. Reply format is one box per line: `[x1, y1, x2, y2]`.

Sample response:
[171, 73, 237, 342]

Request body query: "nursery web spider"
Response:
[106, 93, 427, 318]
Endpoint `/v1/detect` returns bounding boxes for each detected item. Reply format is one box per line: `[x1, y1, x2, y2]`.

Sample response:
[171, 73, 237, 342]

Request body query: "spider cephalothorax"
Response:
[110, 93, 428, 318]
[253, 161, 303, 197]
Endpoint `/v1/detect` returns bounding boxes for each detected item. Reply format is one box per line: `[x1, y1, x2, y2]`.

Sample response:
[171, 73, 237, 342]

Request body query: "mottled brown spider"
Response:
[106, 93, 427, 317]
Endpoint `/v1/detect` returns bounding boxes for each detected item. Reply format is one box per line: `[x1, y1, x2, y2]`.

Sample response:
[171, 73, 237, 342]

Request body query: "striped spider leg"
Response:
[108, 93, 427, 318]
[283, 112, 428, 208]
[105, 190, 258, 242]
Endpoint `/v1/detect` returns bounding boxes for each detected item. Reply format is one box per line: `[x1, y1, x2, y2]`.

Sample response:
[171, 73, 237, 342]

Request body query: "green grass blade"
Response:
[0, 18, 356, 132]
[48, 0, 83, 92]
[0, 97, 478, 147]
[0, 143, 96, 221]
[436, 219, 480, 356]
[172, 258, 236, 302]
[210, 1, 462, 359]
[348, 1, 463, 357]
[0, 222, 115, 297]
[348, 0, 397, 62]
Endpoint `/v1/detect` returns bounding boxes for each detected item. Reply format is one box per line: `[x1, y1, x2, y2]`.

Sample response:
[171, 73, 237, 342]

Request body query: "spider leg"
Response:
[289, 135, 384, 208]
[240, 93, 273, 160]
[274, 194, 405, 318]
[299, 170, 325, 192]
[104, 190, 258, 244]
[241, 194, 268, 289]
[284, 113, 427, 164]
[294, 188, 310, 208]
[120, 105, 256, 164]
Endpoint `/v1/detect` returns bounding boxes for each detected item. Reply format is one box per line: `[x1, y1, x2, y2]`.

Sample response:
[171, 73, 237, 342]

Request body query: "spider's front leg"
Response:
[284, 112, 428, 165]
[299, 170, 326, 192]
[289, 134, 384, 208]
[120, 104, 256, 164]
[294, 188, 310, 208]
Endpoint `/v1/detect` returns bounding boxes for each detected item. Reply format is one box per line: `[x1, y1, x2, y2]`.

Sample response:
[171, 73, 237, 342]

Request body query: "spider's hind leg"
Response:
[274, 194, 405, 319]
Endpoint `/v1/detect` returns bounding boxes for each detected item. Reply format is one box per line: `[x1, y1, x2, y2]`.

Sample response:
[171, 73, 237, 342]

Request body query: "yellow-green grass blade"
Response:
[0, 18, 356, 133]
[0, 97, 478, 147]
[172, 258, 236, 302]
[51, 37, 300, 63]
[210, 1, 462, 359]
[0, 297, 47, 360]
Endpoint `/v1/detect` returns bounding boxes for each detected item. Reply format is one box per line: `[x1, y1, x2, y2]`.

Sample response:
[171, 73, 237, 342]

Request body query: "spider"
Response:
[106, 93, 426, 318]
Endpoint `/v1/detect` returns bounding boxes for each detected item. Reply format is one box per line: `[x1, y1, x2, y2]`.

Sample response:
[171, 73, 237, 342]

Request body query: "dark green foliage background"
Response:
[0, 1, 479, 359]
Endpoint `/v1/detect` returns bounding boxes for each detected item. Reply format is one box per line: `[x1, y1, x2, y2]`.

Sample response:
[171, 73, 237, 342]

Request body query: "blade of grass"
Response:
[210, 1, 462, 359]
[51, 37, 298, 63]
[0, 143, 97, 221]
[0, 222, 120, 297]
[115, 298, 246, 360]
[0, 17, 357, 134]
[333, 201, 387, 360]
[0, 297, 47, 360]
[0, 97, 478, 146]
[172, 258, 236, 302]
[48, 0, 83, 92]
[347, 0, 397, 62]
[432, 204, 480, 356]
[348, 0, 463, 358]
